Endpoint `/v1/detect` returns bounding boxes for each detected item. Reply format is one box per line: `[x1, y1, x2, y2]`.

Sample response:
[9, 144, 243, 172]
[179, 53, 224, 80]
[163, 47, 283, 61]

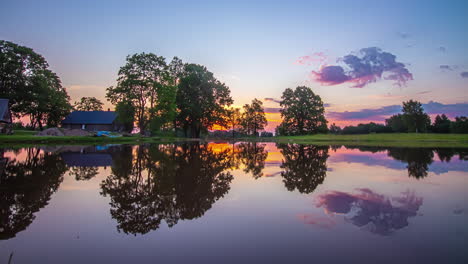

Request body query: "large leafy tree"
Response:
[240, 98, 267, 136]
[401, 100, 431, 133]
[176, 64, 233, 138]
[106, 53, 176, 133]
[0, 40, 72, 129]
[278, 86, 328, 135]
[74, 97, 104, 111]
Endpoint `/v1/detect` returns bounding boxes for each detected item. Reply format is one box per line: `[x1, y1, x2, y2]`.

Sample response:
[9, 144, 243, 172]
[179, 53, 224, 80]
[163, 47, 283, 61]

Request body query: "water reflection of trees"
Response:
[277, 144, 329, 194]
[100, 143, 234, 235]
[69, 166, 99, 181]
[345, 146, 468, 179]
[0, 148, 67, 240]
[236, 142, 268, 179]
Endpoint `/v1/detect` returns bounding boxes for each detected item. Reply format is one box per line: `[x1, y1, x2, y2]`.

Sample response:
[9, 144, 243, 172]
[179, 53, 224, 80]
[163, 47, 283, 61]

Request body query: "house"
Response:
[61, 111, 123, 131]
[0, 99, 12, 134]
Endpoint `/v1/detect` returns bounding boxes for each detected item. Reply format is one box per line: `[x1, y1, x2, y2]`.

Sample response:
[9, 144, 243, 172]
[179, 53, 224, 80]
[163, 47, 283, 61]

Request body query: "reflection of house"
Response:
[58, 145, 121, 167]
[61, 152, 113, 167]
[0, 99, 12, 134]
[61, 111, 122, 131]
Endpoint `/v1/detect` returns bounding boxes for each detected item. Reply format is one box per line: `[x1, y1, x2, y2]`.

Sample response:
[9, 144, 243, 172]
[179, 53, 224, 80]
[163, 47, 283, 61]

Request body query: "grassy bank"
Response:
[2, 131, 468, 147]
[276, 133, 468, 147]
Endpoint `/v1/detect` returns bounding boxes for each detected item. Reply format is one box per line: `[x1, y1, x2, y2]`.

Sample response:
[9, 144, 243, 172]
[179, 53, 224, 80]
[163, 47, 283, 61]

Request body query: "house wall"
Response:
[62, 123, 117, 131]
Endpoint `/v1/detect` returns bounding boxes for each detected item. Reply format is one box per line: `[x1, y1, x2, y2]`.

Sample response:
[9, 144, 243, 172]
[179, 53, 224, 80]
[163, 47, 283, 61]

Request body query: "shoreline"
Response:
[1, 133, 468, 148]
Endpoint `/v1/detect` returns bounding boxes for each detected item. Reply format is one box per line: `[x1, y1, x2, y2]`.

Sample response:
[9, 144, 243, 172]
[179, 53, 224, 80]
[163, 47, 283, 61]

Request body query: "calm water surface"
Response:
[0, 142, 467, 263]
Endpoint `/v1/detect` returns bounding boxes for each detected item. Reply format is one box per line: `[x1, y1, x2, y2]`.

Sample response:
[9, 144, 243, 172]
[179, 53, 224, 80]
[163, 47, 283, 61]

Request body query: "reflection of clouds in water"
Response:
[297, 213, 336, 229]
[315, 188, 423, 235]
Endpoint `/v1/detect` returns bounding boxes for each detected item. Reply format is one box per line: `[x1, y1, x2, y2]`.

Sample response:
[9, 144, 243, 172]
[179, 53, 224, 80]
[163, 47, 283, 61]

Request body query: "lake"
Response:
[1, 142, 467, 263]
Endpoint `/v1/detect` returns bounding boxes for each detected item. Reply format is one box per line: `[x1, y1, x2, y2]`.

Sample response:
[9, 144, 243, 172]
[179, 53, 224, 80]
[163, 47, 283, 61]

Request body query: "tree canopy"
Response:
[240, 98, 267, 136]
[74, 97, 104, 111]
[278, 86, 328, 135]
[175, 64, 233, 138]
[0, 40, 72, 129]
[401, 100, 430, 133]
[106, 53, 177, 133]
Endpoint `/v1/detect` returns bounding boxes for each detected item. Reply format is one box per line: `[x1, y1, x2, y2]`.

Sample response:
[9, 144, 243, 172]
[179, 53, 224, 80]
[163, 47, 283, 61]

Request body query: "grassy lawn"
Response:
[276, 133, 468, 147]
[0, 130, 171, 146]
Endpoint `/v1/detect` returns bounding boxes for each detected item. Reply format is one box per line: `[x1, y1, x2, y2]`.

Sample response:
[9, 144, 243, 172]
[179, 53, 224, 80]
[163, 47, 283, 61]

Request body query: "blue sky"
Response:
[1, 0, 467, 127]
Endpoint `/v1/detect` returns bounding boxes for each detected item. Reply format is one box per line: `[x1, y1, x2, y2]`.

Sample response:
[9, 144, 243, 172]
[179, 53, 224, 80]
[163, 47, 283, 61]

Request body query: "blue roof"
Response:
[62, 111, 117, 124]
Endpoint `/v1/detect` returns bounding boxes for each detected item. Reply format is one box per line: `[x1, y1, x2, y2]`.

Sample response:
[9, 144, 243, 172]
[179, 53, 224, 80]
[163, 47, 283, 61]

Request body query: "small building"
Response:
[0, 99, 12, 134]
[61, 111, 123, 131]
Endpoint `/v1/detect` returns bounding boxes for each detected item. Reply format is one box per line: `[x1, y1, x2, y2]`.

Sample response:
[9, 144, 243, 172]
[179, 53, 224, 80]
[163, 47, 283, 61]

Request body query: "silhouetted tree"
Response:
[277, 144, 329, 193]
[278, 86, 328, 135]
[0, 40, 72, 129]
[401, 100, 431, 133]
[176, 64, 233, 138]
[74, 97, 104, 111]
[226, 107, 241, 138]
[240, 98, 267, 136]
[106, 53, 176, 133]
[329, 123, 342, 134]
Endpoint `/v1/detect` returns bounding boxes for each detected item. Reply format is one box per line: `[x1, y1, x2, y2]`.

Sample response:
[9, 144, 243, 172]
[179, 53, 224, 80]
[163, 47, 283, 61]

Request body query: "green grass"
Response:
[0, 130, 179, 147]
[276, 133, 468, 147]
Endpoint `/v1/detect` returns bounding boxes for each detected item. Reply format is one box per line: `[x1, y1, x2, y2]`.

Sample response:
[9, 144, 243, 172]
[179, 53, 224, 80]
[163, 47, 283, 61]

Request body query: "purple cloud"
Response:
[440, 65, 453, 71]
[311, 47, 413, 88]
[264, 107, 281, 113]
[315, 188, 423, 235]
[264, 97, 281, 103]
[327, 105, 401, 120]
[328, 101, 468, 121]
[461, 72, 468, 78]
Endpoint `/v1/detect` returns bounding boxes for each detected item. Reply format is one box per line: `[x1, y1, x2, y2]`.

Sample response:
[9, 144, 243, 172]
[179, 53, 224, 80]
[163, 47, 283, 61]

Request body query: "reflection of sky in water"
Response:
[0, 143, 467, 263]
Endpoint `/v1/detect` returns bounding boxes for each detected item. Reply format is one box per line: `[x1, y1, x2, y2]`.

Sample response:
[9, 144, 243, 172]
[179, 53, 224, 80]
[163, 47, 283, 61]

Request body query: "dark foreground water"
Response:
[0, 142, 467, 263]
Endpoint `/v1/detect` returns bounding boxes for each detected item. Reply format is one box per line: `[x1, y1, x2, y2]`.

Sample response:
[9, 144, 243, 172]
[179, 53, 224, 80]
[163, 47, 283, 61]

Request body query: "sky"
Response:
[1, 0, 467, 130]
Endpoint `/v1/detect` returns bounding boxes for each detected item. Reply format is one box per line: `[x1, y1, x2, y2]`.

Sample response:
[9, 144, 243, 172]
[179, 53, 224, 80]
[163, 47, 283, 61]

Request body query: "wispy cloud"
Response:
[440, 65, 453, 71]
[397, 32, 411, 39]
[294, 52, 328, 66]
[461, 72, 468, 78]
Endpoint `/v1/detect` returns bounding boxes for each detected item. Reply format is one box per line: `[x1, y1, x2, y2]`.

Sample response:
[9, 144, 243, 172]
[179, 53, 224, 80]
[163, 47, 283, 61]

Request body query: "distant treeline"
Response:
[330, 100, 468, 134]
